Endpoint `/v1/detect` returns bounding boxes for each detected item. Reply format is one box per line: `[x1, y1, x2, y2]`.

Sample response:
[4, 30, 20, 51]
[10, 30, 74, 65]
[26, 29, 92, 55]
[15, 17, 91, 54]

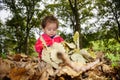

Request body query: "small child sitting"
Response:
[35, 15, 64, 58]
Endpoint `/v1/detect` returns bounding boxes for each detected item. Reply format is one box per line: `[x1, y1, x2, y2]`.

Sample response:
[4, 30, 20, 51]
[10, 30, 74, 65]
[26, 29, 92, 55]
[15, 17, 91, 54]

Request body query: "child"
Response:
[35, 15, 64, 58]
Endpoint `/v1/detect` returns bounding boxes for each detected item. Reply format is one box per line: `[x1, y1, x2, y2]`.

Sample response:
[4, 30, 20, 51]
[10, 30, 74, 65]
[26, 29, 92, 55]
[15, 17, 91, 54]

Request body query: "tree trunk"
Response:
[24, 3, 34, 54]
[68, 0, 83, 48]
[112, 5, 120, 43]
[74, 8, 82, 49]
[115, 14, 120, 42]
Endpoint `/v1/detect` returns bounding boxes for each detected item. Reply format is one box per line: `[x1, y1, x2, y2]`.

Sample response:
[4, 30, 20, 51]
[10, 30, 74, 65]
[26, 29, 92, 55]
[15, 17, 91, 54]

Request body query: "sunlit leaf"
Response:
[71, 53, 86, 64]
[65, 42, 76, 49]
[73, 31, 79, 49]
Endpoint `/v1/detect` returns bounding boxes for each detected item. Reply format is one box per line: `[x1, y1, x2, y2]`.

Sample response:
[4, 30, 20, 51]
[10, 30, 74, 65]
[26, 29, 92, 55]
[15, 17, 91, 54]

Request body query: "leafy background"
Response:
[0, 0, 120, 71]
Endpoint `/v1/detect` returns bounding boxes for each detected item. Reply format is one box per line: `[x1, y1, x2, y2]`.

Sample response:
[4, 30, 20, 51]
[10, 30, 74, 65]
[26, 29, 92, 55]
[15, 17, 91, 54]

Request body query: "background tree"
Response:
[0, 20, 3, 53]
[95, 0, 120, 43]
[45, 0, 95, 48]
[2, 0, 44, 54]
[1, 0, 120, 55]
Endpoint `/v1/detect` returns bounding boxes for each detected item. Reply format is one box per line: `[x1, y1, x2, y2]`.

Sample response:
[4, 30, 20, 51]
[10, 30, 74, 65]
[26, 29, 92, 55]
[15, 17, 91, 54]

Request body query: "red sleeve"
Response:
[59, 36, 64, 42]
[35, 38, 43, 58]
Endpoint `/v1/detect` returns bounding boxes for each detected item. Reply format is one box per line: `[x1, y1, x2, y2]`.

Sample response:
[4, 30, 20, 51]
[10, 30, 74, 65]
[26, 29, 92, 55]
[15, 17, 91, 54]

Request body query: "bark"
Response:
[68, 0, 83, 48]
[111, 5, 120, 43]
[24, 1, 35, 54]
[114, 12, 120, 43]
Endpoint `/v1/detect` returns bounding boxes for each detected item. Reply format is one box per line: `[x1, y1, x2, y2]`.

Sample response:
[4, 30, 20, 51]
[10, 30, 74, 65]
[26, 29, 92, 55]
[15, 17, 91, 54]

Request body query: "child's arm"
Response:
[35, 38, 43, 58]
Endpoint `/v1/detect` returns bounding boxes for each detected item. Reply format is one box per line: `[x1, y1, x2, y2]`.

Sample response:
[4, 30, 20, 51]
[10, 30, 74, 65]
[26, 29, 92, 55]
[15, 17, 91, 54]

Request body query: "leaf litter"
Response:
[0, 32, 119, 80]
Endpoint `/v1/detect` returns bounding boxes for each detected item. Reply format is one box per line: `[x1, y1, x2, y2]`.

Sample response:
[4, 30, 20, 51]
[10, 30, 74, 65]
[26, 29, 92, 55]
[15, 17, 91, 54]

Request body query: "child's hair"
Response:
[41, 15, 59, 29]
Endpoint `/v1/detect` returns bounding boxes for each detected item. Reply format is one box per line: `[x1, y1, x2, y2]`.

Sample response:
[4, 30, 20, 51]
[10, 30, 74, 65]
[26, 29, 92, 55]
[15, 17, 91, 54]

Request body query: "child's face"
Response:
[43, 22, 57, 37]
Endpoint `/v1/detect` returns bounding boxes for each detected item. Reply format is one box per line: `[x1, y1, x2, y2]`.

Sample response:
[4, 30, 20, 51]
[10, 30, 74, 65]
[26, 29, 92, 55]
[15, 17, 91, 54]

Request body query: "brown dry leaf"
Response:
[0, 59, 11, 78]
[102, 64, 114, 73]
[9, 67, 27, 80]
[52, 42, 66, 53]
[88, 71, 108, 80]
[42, 48, 51, 62]
[6, 55, 14, 60]
[65, 42, 76, 49]
[25, 63, 37, 76]
[37, 61, 54, 78]
[20, 53, 28, 58]
[13, 54, 22, 61]
[42, 49, 60, 68]
[25, 62, 36, 69]
[62, 41, 70, 53]
[39, 71, 49, 80]
[80, 49, 95, 61]
[37, 61, 48, 73]
[50, 49, 62, 64]
[57, 76, 65, 80]
[19, 62, 28, 68]
[70, 53, 86, 64]
[58, 66, 82, 77]
[46, 66, 54, 76]
[42, 43, 66, 69]
[60, 54, 101, 73]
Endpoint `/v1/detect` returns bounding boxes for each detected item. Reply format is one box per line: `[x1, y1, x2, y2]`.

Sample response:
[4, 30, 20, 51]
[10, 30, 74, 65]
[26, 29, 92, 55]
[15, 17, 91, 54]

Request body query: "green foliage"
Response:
[91, 39, 120, 52]
[0, 53, 7, 59]
[90, 39, 120, 67]
[95, 0, 120, 42]
[30, 52, 38, 57]
[1, 0, 120, 57]
[2, 0, 52, 54]
[106, 53, 120, 67]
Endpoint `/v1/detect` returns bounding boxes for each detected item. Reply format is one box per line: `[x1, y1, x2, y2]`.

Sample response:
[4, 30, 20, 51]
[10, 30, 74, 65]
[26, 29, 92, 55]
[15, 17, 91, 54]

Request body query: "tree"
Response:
[0, 20, 3, 53]
[2, 0, 43, 54]
[95, 0, 120, 43]
[45, 0, 95, 48]
[112, 0, 120, 42]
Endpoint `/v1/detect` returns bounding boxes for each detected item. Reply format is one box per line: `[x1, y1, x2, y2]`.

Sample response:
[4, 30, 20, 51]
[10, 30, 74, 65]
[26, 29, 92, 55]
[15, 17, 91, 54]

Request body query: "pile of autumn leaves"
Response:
[0, 32, 118, 80]
[0, 53, 117, 80]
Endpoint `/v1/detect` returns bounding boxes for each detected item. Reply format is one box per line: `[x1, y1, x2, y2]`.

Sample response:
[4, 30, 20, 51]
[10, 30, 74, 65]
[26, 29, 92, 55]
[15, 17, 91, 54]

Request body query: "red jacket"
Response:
[35, 33, 64, 58]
